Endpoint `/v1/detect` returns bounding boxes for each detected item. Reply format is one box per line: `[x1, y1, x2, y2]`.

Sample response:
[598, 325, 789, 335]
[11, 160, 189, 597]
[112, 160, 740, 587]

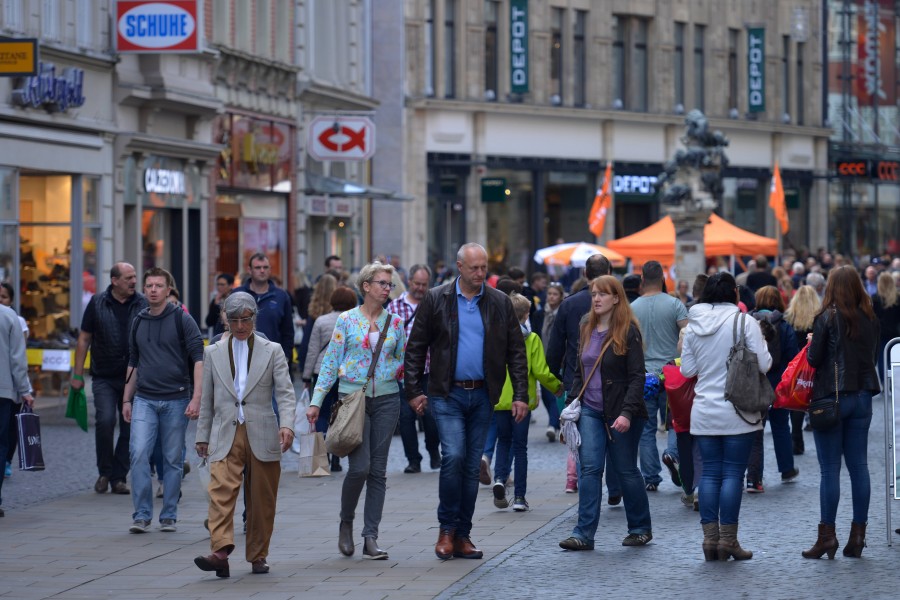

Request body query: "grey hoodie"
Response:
[681, 303, 772, 436]
[128, 303, 204, 400]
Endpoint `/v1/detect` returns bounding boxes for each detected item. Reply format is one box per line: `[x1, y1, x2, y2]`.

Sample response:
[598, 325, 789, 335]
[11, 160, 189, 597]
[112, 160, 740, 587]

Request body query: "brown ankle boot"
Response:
[842, 522, 866, 558]
[701, 522, 719, 561]
[801, 523, 838, 559]
[717, 523, 752, 561]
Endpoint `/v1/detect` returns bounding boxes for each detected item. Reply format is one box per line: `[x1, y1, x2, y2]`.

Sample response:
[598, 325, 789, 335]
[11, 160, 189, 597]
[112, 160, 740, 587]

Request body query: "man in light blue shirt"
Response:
[405, 243, 528, 561]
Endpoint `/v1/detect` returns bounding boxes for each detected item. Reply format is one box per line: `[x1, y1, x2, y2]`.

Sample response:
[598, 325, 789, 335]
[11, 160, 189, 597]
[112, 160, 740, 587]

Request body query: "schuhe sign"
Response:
[115, 0, 201, 53]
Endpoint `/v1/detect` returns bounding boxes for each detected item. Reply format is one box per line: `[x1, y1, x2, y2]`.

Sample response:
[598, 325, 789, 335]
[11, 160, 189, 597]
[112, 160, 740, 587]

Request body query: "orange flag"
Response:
[769, 161, 789, 235]
[589, 162, 613, 238]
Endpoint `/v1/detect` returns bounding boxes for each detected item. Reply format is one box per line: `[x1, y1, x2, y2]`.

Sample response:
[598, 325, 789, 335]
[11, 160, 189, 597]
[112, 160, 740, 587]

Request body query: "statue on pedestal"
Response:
[658, 110, 730, 282]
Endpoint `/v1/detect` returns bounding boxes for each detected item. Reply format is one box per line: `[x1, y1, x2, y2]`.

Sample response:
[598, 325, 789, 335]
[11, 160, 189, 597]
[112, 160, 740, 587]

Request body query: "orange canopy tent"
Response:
[606, 213, 777, 266]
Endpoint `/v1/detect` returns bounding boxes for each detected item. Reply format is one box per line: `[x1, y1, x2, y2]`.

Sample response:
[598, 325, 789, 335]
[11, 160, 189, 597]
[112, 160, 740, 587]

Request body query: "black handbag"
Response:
[809, 341, 840, 431]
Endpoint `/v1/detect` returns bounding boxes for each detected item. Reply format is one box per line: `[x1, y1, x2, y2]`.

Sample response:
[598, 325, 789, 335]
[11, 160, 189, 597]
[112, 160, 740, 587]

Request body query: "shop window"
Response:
[19, 175, 73, 344]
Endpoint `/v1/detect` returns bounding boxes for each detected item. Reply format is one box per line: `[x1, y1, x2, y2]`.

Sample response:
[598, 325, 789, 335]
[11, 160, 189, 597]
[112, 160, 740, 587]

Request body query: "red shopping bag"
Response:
[774, 341, 816, 411]
[663, 364, 696, 434]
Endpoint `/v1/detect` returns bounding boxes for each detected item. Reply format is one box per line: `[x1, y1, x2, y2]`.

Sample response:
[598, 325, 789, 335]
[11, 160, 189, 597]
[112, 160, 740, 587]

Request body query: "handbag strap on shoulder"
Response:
[362, 314, 394, 392]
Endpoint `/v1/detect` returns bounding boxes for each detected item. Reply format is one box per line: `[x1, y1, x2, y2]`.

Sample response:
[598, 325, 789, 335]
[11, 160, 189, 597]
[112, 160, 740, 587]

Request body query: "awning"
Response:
[303, 172, 413, 201]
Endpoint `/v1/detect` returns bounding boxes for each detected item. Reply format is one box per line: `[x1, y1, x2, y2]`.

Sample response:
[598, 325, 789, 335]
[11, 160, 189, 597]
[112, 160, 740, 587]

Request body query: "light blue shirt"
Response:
[454, 279, 485, 380]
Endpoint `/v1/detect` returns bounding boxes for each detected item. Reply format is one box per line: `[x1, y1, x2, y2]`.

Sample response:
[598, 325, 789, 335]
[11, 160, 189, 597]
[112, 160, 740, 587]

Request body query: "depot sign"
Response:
[308, 116, 376, 161]
[115, 0, 200, 53]
[747, 27, 765, 113]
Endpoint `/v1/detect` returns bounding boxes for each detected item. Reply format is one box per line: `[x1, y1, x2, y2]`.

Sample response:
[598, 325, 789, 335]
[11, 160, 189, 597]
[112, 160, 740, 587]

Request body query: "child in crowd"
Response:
[491, 293, 564, 512]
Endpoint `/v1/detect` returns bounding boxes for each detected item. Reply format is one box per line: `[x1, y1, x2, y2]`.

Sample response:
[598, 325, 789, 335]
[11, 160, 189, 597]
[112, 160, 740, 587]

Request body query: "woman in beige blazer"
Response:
[193, 292, 297, 578]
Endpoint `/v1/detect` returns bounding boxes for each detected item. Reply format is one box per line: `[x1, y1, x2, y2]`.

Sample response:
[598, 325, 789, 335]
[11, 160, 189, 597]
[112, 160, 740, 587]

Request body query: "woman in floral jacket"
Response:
[306, 262, 405, 560]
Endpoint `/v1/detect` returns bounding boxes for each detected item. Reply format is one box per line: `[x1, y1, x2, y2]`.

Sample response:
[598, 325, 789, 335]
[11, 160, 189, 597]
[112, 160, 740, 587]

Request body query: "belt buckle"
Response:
[463, 380, 475, 390]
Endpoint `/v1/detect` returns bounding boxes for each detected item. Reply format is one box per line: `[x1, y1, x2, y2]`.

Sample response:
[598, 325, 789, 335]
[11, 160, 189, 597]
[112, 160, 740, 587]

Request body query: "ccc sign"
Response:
[876, 161, 900, 181]
[836, 161, 869, 177]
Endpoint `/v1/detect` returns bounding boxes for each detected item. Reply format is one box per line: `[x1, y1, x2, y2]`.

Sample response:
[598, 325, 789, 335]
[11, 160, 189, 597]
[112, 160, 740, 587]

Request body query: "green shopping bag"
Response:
[66, 385, 89, 432]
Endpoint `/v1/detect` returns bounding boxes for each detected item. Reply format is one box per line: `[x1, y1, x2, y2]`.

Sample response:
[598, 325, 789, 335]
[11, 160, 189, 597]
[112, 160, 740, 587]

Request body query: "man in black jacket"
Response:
[406, 243, 528, 561]
[71, 262, 148, 495]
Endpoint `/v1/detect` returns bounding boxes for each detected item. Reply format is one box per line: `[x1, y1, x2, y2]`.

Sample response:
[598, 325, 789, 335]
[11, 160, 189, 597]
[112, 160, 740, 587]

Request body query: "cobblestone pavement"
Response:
[1, 385, 898, 599]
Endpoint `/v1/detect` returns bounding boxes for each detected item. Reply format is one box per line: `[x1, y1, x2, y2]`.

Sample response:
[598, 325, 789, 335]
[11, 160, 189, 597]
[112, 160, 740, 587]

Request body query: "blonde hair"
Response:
[357, 261, 395, 289]
[784, 284, 821, 332]
[308, 273, 337, 319]
[508, 292, 531, 321]
[877, 271, 898, 308]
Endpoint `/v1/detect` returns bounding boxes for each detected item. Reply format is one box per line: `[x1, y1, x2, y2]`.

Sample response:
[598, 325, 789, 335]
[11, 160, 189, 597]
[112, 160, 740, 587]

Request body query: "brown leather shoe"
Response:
[110, 481, 130, 495]
[94, 475, 109, 493]
[453, 535, 483, 559]
[251, 559, 269, 574]
[435, 528, 455, 560]
[194, 554, 230, 578]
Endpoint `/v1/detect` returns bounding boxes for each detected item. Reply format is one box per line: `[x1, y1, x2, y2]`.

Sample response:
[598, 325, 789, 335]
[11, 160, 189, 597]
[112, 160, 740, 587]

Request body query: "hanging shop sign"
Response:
[11, 61, 85, 112]
[510, 0, 529, 94]
[834, 159, 900, 182]
[613, 174, 658, 196]
[308, 116, 376, 161]
[144, 168, 186, 194]
[220, 114, 293, 191]
[747, 27, 765, 113]
[0, 38, 38, 76]
[115, 0, 200, 53]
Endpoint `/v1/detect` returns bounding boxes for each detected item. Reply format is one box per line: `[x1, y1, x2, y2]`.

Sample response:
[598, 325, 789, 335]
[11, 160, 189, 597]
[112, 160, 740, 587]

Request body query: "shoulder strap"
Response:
[365, 314, 393, 381]
[576, 336, 610, 400]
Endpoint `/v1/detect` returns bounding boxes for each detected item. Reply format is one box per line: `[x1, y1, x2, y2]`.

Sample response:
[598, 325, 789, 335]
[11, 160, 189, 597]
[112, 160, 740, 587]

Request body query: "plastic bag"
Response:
[292, 387, 310, 454]
[774, 341, 816, 411]
[197, 457, 211, 503]
[662, 364, 696, 434]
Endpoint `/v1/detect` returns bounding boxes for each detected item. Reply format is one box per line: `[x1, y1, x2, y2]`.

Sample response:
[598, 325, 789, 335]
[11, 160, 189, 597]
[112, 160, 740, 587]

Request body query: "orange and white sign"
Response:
[308, 116, 376, 161]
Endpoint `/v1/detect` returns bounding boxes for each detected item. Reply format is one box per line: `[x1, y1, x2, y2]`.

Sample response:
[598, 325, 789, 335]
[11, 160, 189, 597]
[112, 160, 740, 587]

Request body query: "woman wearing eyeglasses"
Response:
[306, 262, 406, 560]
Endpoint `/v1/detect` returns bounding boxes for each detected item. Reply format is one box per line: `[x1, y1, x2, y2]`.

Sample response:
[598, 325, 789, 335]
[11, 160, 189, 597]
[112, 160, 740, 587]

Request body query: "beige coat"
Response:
[196, 333, 297, 462]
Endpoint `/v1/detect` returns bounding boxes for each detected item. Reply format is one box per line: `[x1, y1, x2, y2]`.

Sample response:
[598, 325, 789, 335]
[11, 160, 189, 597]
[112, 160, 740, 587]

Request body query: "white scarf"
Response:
[232, 337, 248, 424]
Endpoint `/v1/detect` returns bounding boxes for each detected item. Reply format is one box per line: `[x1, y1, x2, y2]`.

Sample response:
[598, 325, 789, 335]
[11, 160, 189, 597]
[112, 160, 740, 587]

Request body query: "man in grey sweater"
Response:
[0, 303, 33, 516]
[123, 267, 204, 534]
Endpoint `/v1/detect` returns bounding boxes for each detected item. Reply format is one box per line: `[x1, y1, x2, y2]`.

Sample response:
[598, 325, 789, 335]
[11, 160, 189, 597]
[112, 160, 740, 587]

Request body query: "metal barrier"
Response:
[884, 338, 900, 546]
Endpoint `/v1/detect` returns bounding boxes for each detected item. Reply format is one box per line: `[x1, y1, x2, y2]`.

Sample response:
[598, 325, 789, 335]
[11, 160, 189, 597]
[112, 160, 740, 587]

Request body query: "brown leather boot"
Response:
[453, 535, 483, 559]
[701, 522, 719, 561]
[801, 523, 838, 559]
[843, 521, 867, 558]
[717, 523, 752, 561]
[435, 528, 455, 560]
[338, 520, 354, 556]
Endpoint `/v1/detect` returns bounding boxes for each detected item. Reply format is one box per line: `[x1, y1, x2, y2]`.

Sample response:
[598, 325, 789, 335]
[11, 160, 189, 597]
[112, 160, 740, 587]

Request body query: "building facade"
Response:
[376, 0, 831, 274]
[0, 1, 116, 345]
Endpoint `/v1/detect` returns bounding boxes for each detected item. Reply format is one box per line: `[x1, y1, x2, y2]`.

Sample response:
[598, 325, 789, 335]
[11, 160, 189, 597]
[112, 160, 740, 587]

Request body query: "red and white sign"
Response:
[115, 1, 200, 53]
[308, 116, 376, 161]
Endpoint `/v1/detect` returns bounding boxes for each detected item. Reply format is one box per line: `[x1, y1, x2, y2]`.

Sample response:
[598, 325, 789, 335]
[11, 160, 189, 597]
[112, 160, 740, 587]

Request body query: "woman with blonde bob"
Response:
[784, 285, 822, 454]
[306, 262, 406, 560]
[559, 276, 651, 551]
[873, 271, 900, 382]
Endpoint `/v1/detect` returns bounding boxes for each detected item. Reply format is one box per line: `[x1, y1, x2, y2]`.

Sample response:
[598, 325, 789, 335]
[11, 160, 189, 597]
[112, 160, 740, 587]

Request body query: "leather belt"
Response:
[454, 379, 485, 390]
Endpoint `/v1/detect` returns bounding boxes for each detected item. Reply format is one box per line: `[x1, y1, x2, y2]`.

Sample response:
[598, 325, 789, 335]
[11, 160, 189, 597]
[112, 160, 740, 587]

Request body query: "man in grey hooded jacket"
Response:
[123, 267, 204, 534]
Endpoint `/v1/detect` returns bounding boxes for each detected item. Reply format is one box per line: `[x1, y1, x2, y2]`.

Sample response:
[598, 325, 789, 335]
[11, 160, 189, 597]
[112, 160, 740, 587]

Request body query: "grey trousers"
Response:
[340, 392, 400, 539]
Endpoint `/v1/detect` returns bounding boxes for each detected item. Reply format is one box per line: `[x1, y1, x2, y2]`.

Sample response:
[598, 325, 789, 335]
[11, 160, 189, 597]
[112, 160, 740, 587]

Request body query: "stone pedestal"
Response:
[671, 214, 710, 284]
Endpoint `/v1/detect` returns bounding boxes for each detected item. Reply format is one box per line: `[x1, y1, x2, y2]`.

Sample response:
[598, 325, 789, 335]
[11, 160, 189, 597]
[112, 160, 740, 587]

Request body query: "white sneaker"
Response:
[546, 426, 557, 442]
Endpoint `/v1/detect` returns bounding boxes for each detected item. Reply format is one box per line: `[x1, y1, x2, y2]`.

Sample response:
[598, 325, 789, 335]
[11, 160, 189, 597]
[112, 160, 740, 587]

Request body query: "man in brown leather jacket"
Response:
[405, 243, 528, 560]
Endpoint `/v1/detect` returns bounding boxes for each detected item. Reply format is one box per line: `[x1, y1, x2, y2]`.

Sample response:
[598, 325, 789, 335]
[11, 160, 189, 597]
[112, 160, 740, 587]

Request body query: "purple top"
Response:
[580, 329, 607, 413]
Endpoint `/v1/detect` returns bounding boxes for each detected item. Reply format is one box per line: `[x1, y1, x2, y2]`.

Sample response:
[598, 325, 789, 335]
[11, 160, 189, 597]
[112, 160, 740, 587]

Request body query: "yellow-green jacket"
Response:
[496, 332, 562, 411]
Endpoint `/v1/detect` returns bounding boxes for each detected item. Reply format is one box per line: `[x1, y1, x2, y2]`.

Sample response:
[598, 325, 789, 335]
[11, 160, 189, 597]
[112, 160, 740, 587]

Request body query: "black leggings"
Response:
[675, 431, 697, 495]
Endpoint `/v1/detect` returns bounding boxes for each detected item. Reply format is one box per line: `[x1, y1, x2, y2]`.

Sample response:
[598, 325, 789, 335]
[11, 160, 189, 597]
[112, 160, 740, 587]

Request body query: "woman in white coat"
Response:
[681, 272, 771, 562]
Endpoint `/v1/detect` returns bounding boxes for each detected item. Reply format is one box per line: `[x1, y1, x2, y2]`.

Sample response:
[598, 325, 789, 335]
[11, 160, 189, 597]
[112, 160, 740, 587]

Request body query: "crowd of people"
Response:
[0, 243, 898, 574]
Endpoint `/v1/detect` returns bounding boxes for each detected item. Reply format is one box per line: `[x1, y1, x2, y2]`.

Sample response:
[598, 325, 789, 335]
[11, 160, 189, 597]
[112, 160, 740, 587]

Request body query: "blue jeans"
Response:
[398, 375, 439, 465]
[540, 386, 560, 429]
[482, 413, 498, 460]
[639, 388, 665, 485]
[572, 405, 651, 544]
[812, 391, 873, 525]
[130, 396, 189, 523]
[93, 377, 130, 484]
[431, 386, 492, 537]
[494, 410, 530, 497]
[695, 433, 754, 526]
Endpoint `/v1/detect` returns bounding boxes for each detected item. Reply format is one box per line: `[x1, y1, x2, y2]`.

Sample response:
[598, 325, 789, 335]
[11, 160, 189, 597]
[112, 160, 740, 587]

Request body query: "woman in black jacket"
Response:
[559, 276, 651, 551]
[802, 266, 880, 560]
[873, 271, 900, 382]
